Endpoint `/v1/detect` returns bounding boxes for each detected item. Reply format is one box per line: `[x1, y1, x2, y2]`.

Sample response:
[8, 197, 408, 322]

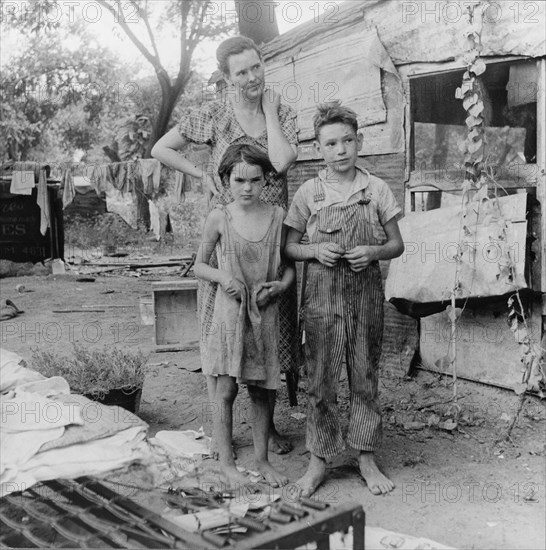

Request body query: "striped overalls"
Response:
[304, 179, 384, 458]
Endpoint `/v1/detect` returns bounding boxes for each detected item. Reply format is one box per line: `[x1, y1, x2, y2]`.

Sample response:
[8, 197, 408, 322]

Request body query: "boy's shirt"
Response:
[284, 167, 401, 242]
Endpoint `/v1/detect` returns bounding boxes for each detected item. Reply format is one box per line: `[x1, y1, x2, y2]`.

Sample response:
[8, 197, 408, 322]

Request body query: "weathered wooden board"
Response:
[266, 28, 404, 156]
[385, 193, 528, 303]
[262, 1, 546, 66]
[419, 295, 542, 390]
[152, 280, 199, 352]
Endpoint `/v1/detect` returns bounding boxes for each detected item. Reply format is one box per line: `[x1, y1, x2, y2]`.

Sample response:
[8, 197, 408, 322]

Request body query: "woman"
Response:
[152, 36, 298, 454]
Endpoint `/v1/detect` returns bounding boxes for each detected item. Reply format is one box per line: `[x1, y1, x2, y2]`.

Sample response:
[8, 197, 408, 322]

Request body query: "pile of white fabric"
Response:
[1, 349, 150, 496]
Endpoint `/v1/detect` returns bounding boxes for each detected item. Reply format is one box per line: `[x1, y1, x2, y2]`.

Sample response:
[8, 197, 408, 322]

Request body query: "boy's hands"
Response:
[220, 275, 245, 300]
[315, 242, 345, 267]
[255, 281, 287, 307]
[344, 246, 377, 272]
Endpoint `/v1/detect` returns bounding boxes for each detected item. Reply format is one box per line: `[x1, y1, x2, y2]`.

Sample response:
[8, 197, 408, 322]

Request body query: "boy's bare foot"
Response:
[255, 459, 289, 487]
[268, 429, 292, 454]
[221, 464, 250, 488]
[296, 454, 327, 497]
[358, 452, 394, 495]
[209, 438, 237, 460]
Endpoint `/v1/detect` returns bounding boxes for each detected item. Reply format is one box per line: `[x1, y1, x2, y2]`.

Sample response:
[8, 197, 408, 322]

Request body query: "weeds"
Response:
[30, 344, 149, 398]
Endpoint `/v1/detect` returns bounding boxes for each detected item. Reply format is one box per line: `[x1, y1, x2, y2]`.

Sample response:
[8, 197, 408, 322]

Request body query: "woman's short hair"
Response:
[313, 101, 359, 139]
[218, 143, 276, 186]
[216, 36, 262, 76]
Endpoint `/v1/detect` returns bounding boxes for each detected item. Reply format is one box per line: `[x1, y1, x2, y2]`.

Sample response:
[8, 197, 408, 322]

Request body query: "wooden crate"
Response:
[152, 280, 199, 352]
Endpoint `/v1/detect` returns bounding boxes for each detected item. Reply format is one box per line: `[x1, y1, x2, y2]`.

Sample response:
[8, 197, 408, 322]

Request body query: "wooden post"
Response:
[537, 59, 546, 333]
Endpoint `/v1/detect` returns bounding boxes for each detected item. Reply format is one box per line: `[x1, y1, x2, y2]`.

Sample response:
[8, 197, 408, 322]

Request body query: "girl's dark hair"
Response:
[216, 36, 262, 76]
[218, 143, 276, 185]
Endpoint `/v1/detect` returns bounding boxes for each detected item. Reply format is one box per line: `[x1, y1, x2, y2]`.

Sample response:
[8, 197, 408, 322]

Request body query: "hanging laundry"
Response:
[174, 171, 190, 203]
[88, 164, 108, 194]
[36, 168, 50, 235]
[148, 199, 161, 240]
[61, 163, 76, 208]
[10, 171, 35, 195]
[138, 158, 161, 195]
[10, 161, 40, 195]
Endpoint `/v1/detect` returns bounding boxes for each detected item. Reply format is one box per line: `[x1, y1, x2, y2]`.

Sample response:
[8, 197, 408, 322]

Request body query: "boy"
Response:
[284, 102, 404, 496]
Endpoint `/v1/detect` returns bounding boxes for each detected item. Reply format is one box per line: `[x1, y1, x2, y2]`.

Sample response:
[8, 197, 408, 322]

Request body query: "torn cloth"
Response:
[36, 168, 50, 235]
[138, 158, 161, 195]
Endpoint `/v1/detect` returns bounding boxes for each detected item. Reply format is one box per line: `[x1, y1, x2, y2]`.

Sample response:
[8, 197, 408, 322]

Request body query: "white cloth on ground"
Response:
[1, 425, 149, 496]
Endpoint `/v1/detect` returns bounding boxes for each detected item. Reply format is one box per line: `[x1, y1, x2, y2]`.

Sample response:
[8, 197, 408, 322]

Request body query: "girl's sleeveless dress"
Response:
[178, 101, 299, 382]
[200, 205, 285, 390]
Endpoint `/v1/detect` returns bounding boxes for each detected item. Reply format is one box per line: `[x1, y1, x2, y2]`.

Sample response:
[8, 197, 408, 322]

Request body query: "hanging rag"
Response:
[148, 199, 161, 240]
[88, 164, 108, 194]
[107, 162, 126, 191]
[61, 163, 76, 208]
[10, 171, 35, 195]
[138, 158, 161, 195]
[174, 171, 191, 202]
[36, 168, 50, 235]
[10, 162, 40, 195]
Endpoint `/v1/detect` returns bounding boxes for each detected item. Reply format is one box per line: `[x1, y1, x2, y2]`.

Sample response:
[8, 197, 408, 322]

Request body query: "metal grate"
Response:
[0, 478, 365, 549]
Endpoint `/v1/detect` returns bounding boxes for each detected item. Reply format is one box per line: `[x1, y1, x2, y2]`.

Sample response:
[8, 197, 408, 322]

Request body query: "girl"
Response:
[193, 144, 295, 487]
[152, 36, 298, 455]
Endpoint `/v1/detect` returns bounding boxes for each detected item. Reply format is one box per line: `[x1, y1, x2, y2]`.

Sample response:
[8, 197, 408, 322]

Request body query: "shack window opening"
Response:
[409, 59, 537, 212]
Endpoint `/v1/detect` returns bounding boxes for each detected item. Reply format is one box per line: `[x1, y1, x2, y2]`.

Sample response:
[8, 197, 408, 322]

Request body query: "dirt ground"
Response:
[1, 257, 545, 550]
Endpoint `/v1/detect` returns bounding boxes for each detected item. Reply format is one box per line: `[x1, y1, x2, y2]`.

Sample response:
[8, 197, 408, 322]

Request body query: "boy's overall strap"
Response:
[313, 177, 325, 203]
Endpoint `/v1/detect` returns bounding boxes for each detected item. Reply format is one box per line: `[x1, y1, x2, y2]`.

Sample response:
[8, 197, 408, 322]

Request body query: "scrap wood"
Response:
[53, 309, 105, 313]
[82, 304, 135, 308]
[180, 253, 196, 277]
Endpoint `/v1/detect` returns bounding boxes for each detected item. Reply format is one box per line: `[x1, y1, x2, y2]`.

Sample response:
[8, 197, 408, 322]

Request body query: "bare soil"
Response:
[1, 263, 545, 550]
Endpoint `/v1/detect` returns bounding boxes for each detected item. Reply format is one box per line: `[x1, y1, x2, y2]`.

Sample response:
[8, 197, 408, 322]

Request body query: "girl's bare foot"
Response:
[296, 454, 326, 497]
[255, 459, 289, 487]
[221, 464, 250, 488]
[268, 429, 292, 454]
[358, 452, 394, 495]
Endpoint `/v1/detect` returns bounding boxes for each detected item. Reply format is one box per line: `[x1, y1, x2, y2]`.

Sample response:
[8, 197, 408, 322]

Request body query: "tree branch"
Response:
[95, 0, 164, 73]
[142, 0, 161, 62]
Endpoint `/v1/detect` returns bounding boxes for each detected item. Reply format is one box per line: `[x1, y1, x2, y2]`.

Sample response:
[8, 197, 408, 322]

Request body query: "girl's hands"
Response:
[220, 275, 245, 300]
[255, 281, 286, 307]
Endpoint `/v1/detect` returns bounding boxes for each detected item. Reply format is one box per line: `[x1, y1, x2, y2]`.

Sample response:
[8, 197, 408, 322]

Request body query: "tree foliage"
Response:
[95, 0, 235, 157]
[1, 0, 234, 162]
[0, 17, 134, 161]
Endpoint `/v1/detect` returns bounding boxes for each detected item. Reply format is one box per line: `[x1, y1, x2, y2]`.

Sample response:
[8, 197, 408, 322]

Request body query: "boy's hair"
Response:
[218, 143, 276, 185]
[313, 101, 359, 139]
[216, 36, 262, 76]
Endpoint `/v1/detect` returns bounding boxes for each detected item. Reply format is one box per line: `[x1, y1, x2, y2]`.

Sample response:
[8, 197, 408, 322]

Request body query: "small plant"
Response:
[31, 344, 149, 399]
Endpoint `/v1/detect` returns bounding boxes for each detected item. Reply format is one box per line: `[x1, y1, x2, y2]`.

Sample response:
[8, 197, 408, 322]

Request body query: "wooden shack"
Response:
[262, 0, 546, 388]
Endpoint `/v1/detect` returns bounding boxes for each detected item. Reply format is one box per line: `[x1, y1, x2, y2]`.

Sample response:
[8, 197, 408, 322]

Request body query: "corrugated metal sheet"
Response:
[262, 1, 546, 66]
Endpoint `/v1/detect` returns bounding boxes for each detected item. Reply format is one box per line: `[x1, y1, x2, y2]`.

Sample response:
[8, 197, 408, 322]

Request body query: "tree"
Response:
[95, 0, 234, 157]
[0, 18, 135, 161]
